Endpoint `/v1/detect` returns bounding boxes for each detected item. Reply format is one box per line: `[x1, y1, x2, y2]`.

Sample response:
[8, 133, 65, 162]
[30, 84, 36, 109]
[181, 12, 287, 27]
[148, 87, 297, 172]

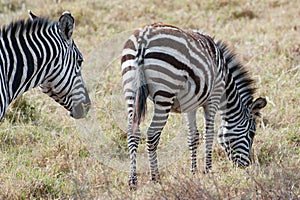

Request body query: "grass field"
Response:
[0, 0, 299, 199]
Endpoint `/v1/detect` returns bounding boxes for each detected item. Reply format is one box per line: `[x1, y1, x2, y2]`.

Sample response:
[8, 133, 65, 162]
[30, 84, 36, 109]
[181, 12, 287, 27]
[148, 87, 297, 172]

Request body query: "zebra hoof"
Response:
[128, 177, 138, 190]
[151, 174, 161, 184]
[190, 164, 198, 174]
[190, 168, 198, 175]
[203, 167, 212, 174]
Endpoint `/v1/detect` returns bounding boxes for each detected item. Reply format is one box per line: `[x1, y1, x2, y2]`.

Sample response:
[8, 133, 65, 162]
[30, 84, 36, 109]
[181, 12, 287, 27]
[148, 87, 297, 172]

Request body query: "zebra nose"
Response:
[237, 160, 250, 168]
[70, 102, 91, 119]
[83, 102, 91, 114]
[233, 154, 251, 168]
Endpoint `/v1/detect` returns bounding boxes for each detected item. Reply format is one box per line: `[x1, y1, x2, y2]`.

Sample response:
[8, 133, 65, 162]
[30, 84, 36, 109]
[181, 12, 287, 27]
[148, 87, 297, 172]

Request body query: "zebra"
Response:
[0, 11, 91, 121]
[121, 23, 267, 188]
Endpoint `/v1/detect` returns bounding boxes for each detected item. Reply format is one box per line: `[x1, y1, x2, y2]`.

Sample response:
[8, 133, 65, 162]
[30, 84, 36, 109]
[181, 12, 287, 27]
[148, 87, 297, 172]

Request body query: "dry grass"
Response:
[0, 0, 299, 199]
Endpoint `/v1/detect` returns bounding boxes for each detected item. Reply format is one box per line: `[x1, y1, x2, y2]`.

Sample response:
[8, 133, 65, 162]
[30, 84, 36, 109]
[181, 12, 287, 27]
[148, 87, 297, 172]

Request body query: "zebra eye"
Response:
[77, 58, 83, 67]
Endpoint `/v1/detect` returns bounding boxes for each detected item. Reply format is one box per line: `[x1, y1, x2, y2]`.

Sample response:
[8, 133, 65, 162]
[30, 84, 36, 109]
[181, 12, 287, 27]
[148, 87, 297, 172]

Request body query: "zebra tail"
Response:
[132, 48, 148, 134]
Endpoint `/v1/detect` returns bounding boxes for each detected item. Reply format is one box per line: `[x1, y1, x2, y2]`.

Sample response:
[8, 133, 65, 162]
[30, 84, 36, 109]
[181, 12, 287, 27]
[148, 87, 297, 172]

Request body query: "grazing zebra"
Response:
[0, 11, 91, 121]
[121, 23, 267, 188]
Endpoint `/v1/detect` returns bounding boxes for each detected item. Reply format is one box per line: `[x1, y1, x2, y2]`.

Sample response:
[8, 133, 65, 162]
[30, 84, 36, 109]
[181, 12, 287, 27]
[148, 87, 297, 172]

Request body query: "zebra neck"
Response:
[8, 56, 59, 103]
[219, 77, 248, 128]
[0, 51, 58, 120]
[4, 30, 61, 103]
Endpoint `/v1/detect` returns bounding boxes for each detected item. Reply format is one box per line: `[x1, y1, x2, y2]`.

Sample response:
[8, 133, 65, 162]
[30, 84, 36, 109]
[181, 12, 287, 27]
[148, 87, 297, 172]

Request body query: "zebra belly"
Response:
[148, 76, 207, 113]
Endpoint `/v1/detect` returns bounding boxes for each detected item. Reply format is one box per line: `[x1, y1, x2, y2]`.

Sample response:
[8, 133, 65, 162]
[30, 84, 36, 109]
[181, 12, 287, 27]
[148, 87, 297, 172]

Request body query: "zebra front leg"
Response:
[203, 105, 216, 173]
[147, 106, 170, 183]
[185, 110, 200, 173]
[127, 121, 141, 189]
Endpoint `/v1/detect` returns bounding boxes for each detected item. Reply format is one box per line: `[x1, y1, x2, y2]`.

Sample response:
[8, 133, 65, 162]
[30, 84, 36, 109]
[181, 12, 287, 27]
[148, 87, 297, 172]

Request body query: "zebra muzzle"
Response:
[69, 102, 91, 119]
[232, 153, 251, 168]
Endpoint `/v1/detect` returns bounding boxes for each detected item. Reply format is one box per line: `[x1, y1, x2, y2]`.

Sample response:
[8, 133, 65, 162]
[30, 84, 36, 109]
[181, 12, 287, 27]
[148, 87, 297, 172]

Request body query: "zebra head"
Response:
[218, 97, 267, 168]
[39, 12, 91, 119]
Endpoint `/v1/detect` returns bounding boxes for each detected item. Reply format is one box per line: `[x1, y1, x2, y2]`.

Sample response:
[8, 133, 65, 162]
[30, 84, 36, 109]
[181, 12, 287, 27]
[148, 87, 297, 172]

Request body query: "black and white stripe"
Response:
[121, 23, 267, 188]
[0, 11, 91, 121]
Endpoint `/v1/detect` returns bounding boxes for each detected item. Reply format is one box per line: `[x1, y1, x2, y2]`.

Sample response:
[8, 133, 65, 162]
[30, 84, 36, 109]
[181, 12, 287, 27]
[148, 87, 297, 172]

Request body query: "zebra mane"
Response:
[0, 17, 52, 35]
[216, 41, 256, 105]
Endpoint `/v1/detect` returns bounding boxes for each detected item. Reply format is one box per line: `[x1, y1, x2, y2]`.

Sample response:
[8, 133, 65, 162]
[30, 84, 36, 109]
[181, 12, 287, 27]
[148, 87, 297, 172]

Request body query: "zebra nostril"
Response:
[82, 103, 91, 115]
[83, 102, 91, 108]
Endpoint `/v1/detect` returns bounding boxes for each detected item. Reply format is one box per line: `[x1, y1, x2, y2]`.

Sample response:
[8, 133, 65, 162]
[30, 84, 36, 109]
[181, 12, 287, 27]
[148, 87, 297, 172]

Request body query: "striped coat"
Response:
[121, 23, 267, 188]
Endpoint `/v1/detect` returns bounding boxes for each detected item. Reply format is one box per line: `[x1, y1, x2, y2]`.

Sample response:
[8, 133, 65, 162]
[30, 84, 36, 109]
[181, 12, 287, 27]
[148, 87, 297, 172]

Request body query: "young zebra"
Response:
[121, 23, 267, 188]
[0, 11, 90, 121]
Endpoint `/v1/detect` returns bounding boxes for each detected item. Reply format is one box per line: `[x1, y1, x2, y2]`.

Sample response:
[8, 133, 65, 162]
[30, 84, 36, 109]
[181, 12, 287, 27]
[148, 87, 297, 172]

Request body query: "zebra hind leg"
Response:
[147, 105, 170, 183]
[127, 119, 141, 190]
[185, 110, 200, 173]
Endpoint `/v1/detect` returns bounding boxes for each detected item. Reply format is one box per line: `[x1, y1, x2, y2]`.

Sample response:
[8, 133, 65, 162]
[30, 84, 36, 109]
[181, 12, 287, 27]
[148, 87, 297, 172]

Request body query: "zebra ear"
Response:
[28, 10, 38, 20]
[59, 11, 75, 41]
[250, 97, 267, 116]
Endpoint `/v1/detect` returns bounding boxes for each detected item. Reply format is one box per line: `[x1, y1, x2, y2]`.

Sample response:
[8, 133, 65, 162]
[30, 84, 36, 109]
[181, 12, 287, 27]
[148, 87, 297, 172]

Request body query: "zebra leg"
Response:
[127, 117, 141, 189]
[147, 105, 170, 182]
[203, 104, 217, 173]
[185, 110, 200, 173]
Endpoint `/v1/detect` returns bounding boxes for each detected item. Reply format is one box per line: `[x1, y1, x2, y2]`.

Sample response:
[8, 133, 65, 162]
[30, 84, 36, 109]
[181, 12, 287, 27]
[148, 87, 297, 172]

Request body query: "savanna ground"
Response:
[0, 0, 299, 199]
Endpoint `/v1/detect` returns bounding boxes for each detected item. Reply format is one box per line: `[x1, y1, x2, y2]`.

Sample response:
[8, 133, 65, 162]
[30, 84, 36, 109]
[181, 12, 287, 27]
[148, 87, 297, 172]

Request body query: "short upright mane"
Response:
[0, 17, 52, 35]
[216, 41, 256, 105]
